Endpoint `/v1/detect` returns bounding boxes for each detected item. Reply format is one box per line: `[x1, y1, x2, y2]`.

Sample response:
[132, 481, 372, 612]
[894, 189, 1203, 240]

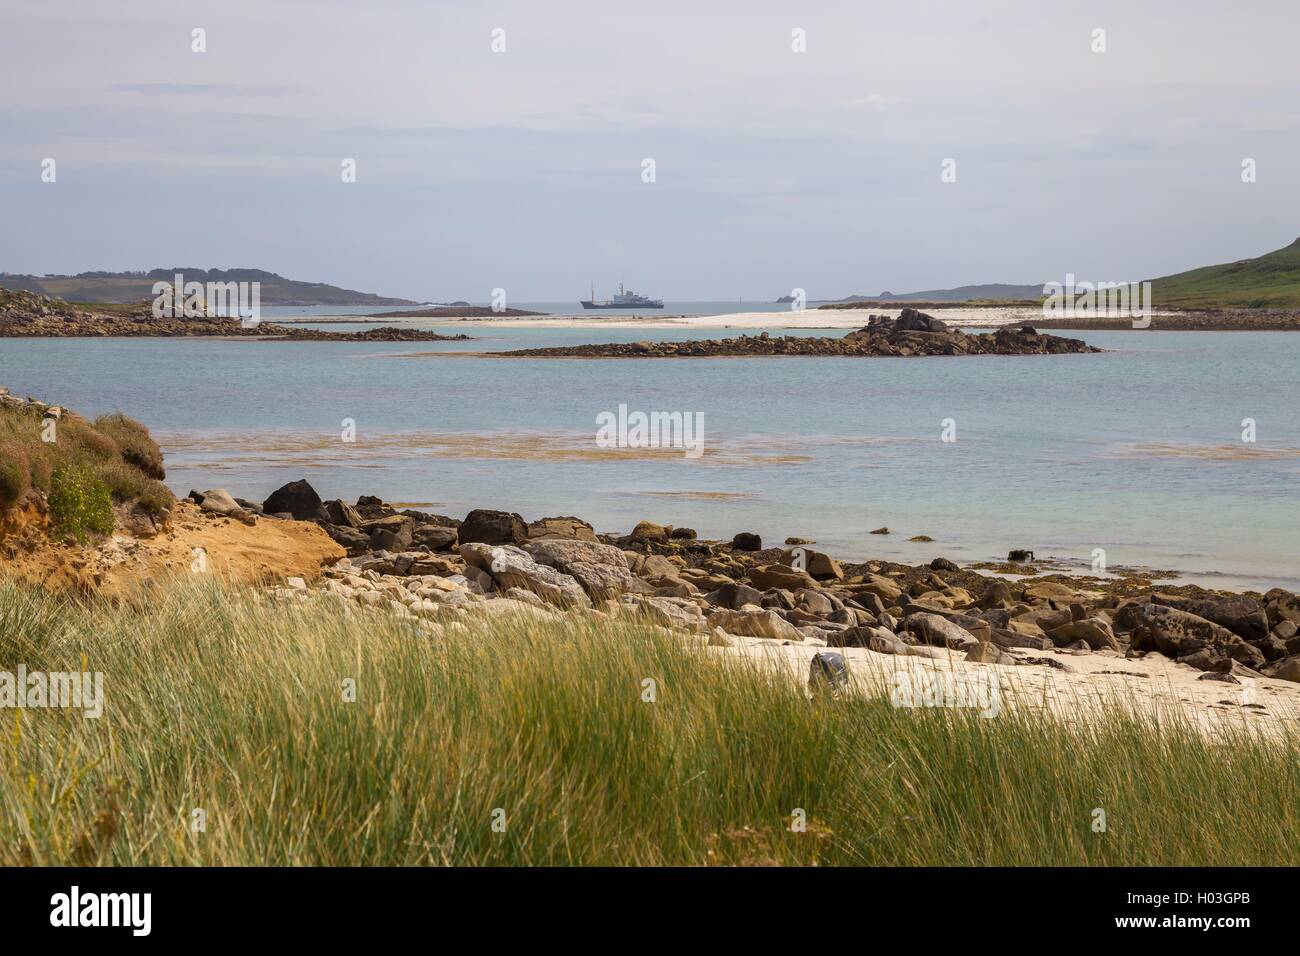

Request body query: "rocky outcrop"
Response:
[493, 309, 1100, 358]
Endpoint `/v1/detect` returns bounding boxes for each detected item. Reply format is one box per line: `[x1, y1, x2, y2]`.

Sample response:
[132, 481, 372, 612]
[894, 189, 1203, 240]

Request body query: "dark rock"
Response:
[704, 582, 764, 610]
[412, 524, 458, 551]
[323, 499, 363, 528]
[929, 557, 959, 572]
[263, 479, 327, 521]
[1007, 549, 1035, 562]
[669, 527, 697, 540]
[460, 508, 529, 546]
[1151, 592, 1269, 641]
[731, 532, 762, 552]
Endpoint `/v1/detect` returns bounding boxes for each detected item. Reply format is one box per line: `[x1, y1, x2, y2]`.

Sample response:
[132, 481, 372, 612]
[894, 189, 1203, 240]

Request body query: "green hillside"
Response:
[1150, 238, 1300, 308]
[0, 269, 418, 306]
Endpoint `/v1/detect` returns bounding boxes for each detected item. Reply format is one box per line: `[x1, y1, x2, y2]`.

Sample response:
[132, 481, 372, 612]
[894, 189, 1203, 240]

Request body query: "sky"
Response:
[2, 0, 1298, 302]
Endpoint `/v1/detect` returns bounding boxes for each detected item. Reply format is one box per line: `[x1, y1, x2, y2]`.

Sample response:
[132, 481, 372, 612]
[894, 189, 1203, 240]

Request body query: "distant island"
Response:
[824, 238, 1300, 310]
[0, 269, 420, 307]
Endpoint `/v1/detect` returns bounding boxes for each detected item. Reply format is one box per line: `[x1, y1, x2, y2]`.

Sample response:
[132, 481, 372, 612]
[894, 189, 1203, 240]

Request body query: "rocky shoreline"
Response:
[491, 309, 1101, 357]
[0, 289, 471, 341]
[172, 477, 1300, 686]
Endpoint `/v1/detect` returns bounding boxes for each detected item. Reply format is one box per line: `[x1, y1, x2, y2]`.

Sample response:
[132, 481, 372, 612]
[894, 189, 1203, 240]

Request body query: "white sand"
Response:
[724, 635, 1300, 737]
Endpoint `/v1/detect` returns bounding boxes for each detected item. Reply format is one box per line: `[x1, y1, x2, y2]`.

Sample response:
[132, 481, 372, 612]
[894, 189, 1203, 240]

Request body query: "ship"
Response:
[580, 281, 663, 309]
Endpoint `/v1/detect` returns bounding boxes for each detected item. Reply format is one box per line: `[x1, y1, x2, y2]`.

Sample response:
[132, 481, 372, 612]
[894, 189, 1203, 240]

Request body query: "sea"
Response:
[2, 303, 1297, 591]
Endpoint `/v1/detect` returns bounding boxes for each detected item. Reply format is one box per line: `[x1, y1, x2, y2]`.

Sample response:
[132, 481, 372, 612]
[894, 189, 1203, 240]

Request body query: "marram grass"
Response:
[0, 577, 1297, 866]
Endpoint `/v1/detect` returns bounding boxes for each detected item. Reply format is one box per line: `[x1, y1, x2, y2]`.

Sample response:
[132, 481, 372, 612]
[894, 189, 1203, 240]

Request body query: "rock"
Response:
[1270, 657, 1300, 683]
[527, 516, 598, 542]
[929, 557, 959, 573]
[1151, 592, 1269, 641]
[907, 613, 979, 650]
[1265, 591, 1300, 627]
[795, 588, 835, 617]
[630, 596, 704, 631]
[263, 479, 327, 521]
[706, 608, 805, 642]
[1046, 617, 1120, 652]
[708, 626, 733, 648]
[1116, 602, 1241, 659]
[978, 580, 1014, 610]
[636, 554, 685, 586]
[524, 538, 628, 571]
[1007, 549, 1035, 562]
[966, 642, 1015, 665]
[891, 307, 948, 333]
[457, 542, 590, 608]
[731, 532, 762, 552]
[199, 488, 241, 516]
[669, 527, 697, 540]
[628, 520, 669, 544]
[323, 523, 371, 554]
[808, 652, 849, 698]
[412, 524, 458, 551]
[851, 574, 903, 603]
[748, 564, 818, 592]
[323, 499, 364, 528]
[1273, 620, 1298, 640]
[370, 518, 413, 552]
[459, 509, 528, 546]
[564, 561, 642, 602]
[869, 527, 890, 535]
[704, 582, 764, 610]
[1024, 581, 1076, 601]
[780, 547, 843, 581]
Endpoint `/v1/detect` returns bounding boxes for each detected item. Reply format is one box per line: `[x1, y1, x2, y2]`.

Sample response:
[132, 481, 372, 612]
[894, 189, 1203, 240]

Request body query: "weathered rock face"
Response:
[780, 547, 843, 581]
[1116, 602, 1247, 666]
[527, 516, 598, 542]
[323, 499, 364, 528]
[907, 613, 980, 650]
[1151, 592, 1269, 641]
[524, 539, 629, 571]
[459, 509, 528, 546]
[263, 479, 327, 521]
[748, 564, 818, 592]
[707, 608, 805, 642]
[458, 542, 590, 608]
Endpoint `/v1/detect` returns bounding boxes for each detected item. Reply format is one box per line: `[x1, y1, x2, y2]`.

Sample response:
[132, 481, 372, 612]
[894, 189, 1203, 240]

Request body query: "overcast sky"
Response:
[2, 0, 1298, 301]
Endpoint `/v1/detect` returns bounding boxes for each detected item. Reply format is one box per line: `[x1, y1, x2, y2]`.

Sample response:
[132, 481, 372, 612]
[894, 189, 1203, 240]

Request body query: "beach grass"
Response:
[1, 576, 1297, 866]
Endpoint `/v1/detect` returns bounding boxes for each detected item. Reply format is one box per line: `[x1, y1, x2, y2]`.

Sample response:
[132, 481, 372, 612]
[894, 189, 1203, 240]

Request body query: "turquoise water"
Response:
[2, 328, 1297, 589]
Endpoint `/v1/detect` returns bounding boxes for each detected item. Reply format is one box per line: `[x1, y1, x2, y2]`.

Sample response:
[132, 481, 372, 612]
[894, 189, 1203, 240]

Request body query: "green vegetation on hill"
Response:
[0, 397, 171, 539]
[2, 580, 1296, 866]
[0, 269, 418, 306]
[1148, 238, 1300, 308]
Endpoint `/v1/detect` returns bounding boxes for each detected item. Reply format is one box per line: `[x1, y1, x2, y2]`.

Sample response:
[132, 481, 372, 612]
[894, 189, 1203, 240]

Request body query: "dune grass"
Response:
[0, 576, 1297, 866]
[0, 402, 171, 537]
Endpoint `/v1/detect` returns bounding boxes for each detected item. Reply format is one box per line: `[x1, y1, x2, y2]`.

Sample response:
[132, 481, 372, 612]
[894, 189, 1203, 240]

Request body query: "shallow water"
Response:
[2, 327, 1297, 590]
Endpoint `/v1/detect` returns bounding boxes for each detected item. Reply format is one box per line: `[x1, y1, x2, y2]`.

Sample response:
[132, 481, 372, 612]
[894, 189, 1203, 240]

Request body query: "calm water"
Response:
[2, 328, 1297, 590]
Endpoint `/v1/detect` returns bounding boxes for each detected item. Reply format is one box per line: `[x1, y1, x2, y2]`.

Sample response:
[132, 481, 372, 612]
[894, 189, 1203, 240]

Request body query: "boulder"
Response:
[412, 524, 458, 551]
[966, 642, 1015, 665]
[565, 561, 642, 602]
[323, 499, 364, 528]
[748, 564, 818, 592]
[731, 532, 762, 552]
[891, 307, 948, 333]
[1270, 657, 1300, 683]
[1046, 617, 1120, 652]
[1116, 602, 1241, 658]
[780, 547, 843, 581]
[457, 542, 589, 608]
[524, 538, 628, 571]
[527, 516, 598, 542]
[199, 488, 241, 517]
[1151, 592, 1269, 641]
[851, 574, 903, 603]
[459, 509, 528, 546]
[907, 613, 980, 650]
[706, 608, 804, 642]
[703, 582, 764, 610]
[262, 479, 327, 521]
[628, 520, 669, 544]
